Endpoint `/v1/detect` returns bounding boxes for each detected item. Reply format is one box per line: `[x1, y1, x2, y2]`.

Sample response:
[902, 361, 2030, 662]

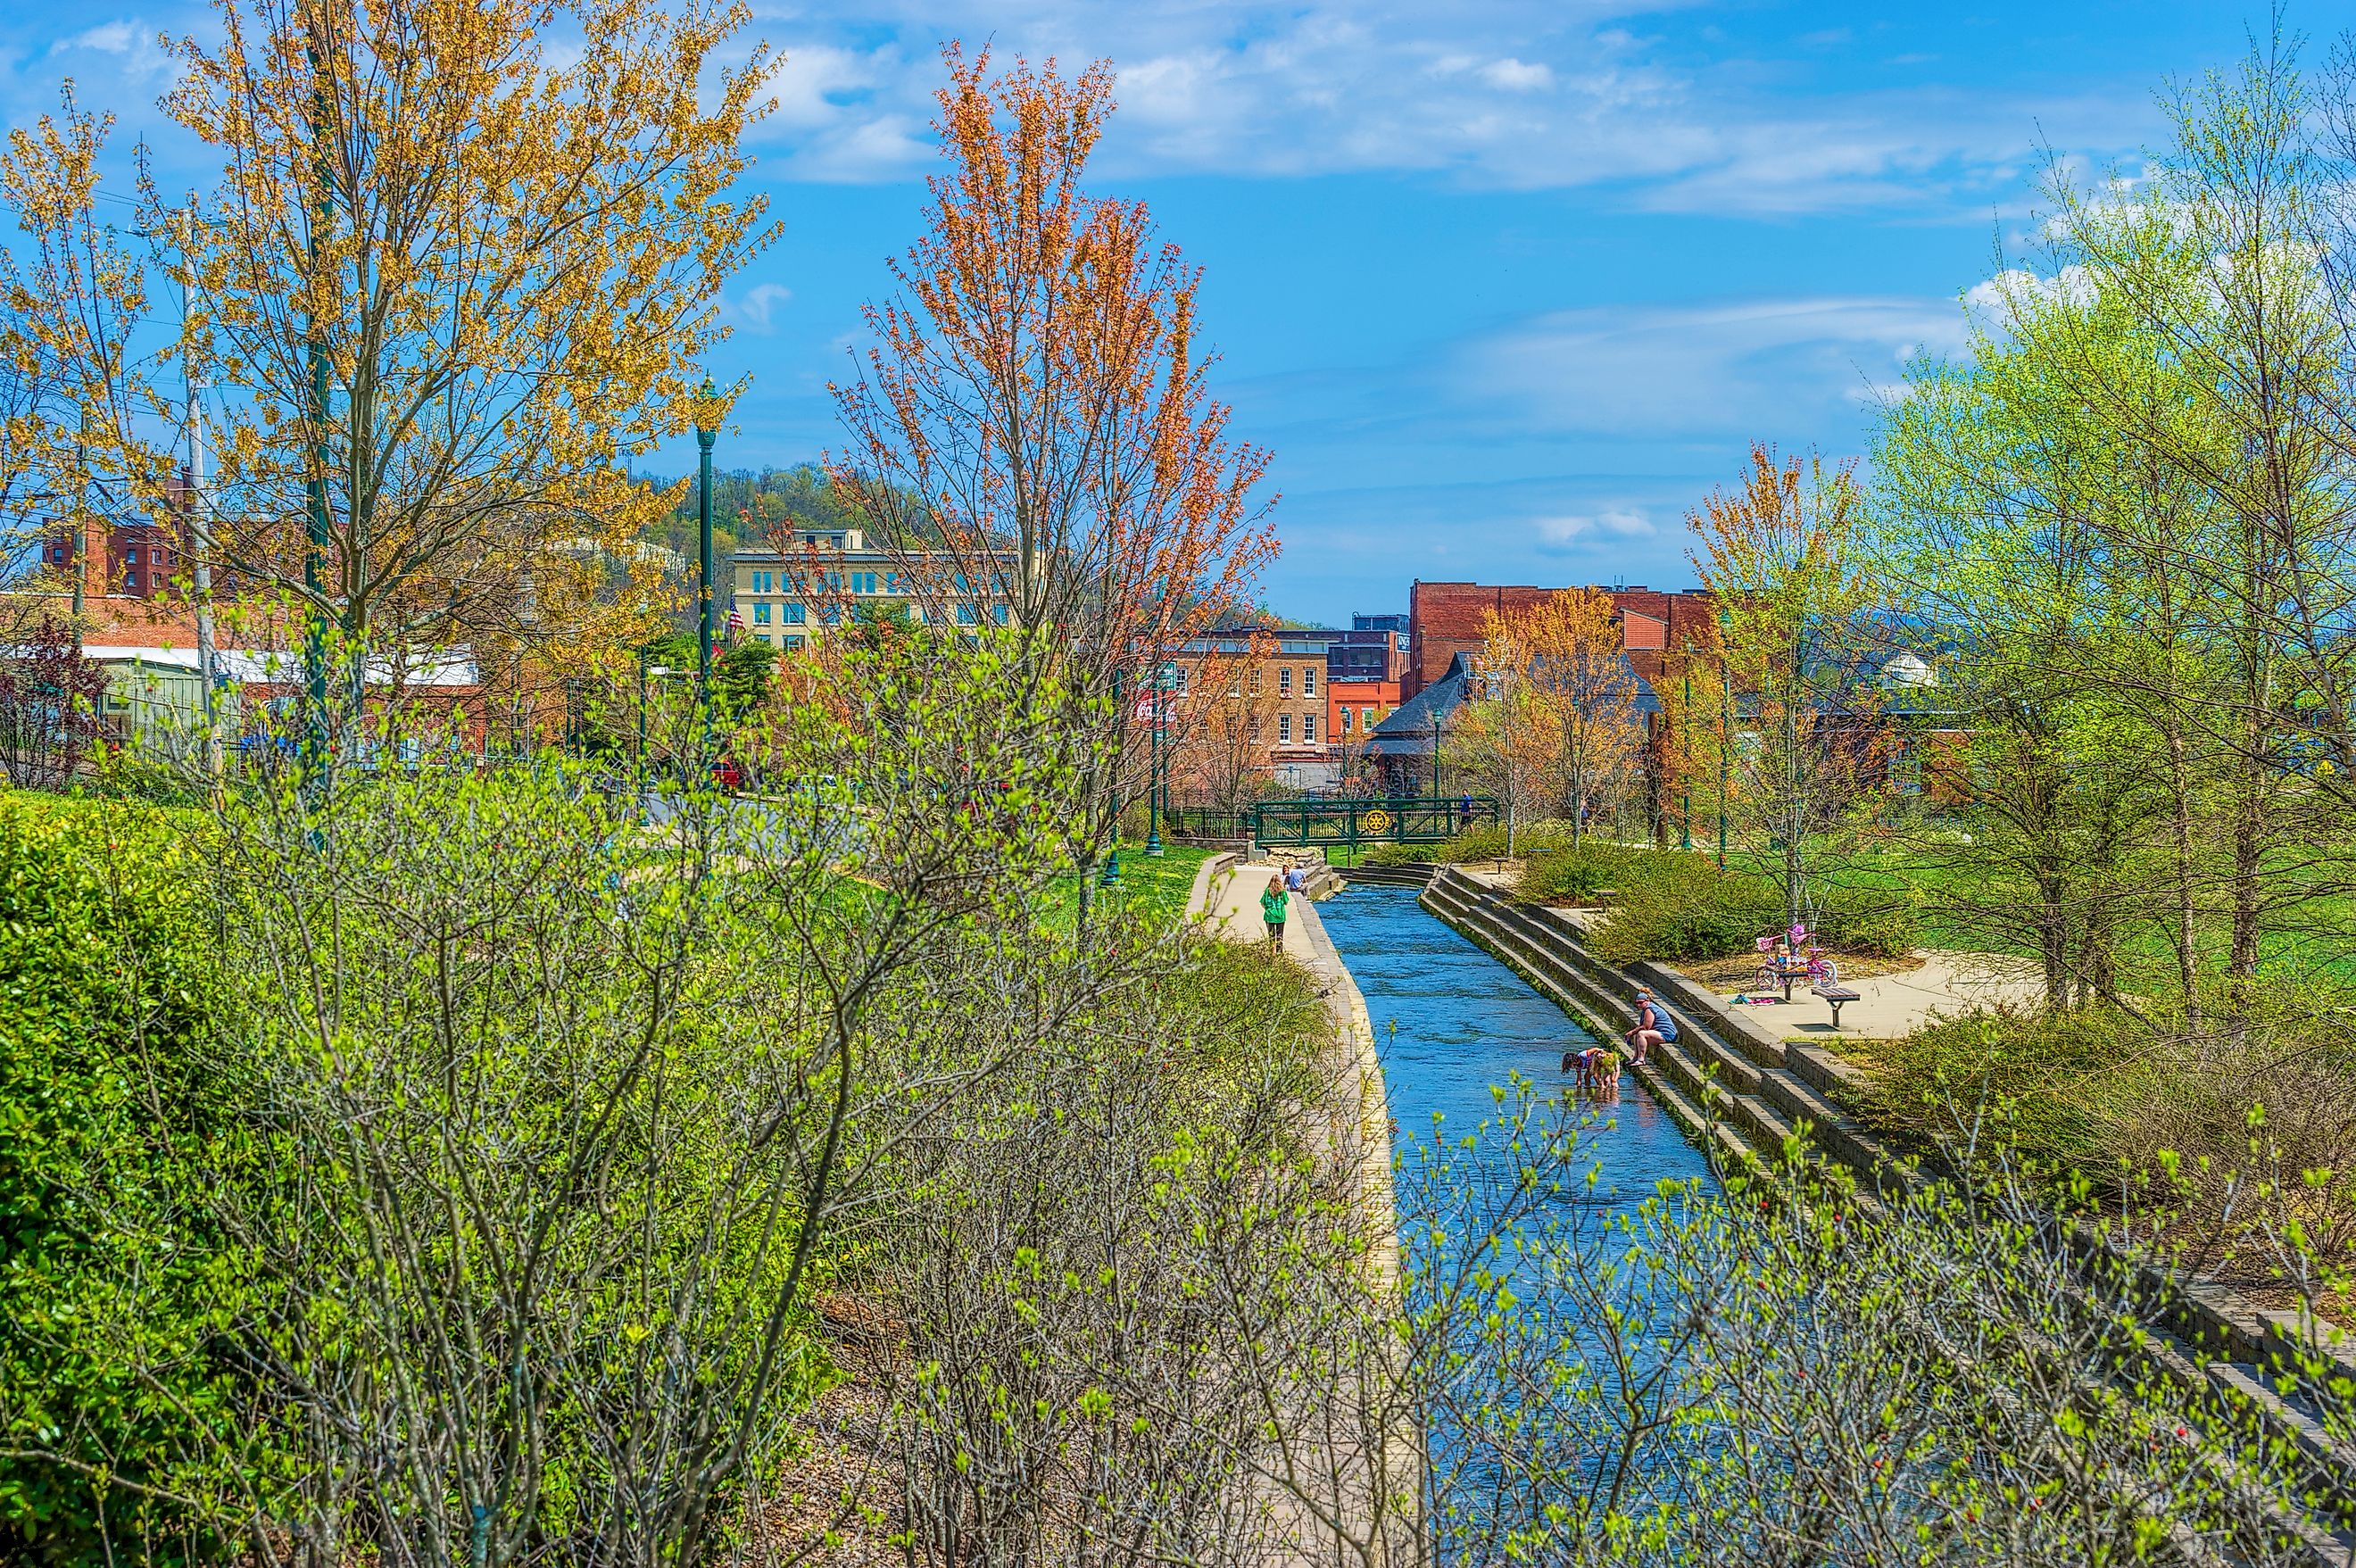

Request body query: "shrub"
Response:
[1847, 1006, 2136, 1163]
[1588, 858, 1784, 966]
[1815, 899, 1922, 959]
[1515, 842, 1656, 905]
[0, 793, 249, 1563]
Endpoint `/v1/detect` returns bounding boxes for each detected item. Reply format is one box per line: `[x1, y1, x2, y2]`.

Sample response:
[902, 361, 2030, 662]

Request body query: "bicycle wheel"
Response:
[1814, 956, 1838, 985]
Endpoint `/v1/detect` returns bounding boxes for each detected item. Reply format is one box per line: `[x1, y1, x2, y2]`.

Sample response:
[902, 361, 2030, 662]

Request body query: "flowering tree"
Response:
[1688, 443, 1888, 926]
[1512, 589, 1644, 843]
[0, 614, 109, 790]
[831, 47, 1276, 865]
[4, 0, 771, 739]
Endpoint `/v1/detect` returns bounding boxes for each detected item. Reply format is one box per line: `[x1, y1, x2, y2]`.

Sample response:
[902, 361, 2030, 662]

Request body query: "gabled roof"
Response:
[1365, 650, 1663, 756]
[1365, 651, 1475, 756]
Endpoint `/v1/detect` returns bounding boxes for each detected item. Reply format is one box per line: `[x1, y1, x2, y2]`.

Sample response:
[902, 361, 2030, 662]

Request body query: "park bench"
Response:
[1813, 981, 1862, 1028]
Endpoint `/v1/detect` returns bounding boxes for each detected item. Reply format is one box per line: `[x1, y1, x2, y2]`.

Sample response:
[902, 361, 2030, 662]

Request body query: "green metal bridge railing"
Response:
[1246, 795, 1498, 850]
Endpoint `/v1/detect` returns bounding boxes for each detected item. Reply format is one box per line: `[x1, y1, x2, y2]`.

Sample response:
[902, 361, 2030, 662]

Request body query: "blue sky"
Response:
[0, 0, 2290, 623]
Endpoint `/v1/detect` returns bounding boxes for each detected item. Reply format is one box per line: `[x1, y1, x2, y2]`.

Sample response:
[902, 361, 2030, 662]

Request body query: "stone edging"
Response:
[1412, 865, 2356, 1541]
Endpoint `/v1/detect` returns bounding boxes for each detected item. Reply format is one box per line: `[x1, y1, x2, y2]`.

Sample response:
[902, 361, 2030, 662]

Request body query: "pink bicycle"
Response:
[1754, 943, 1838, 1001]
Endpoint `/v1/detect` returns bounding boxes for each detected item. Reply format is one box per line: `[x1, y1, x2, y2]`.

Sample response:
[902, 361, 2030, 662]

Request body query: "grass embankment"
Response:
[1033, 843, 1213, 932]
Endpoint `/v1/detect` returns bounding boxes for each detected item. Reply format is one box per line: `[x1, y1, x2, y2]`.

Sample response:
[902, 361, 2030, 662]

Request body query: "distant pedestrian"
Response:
[1284, 864, 1307, 894]
[1261, 874, 1289, 950]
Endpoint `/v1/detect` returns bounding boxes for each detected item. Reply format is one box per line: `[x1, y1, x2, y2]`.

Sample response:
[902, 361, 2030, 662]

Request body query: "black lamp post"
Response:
[694, 378, 717, 759]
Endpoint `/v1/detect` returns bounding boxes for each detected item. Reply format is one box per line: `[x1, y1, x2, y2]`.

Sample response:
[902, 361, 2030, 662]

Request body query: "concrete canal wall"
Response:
[1398, 861, 2356, 1562]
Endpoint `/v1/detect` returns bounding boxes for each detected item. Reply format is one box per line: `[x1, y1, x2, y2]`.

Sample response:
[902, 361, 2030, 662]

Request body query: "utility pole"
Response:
[178, 204, 221, 783]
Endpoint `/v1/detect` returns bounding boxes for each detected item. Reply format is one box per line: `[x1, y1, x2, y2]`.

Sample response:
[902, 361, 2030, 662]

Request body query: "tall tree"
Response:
[1510, 589, 1644, 845]
[5, 0, 775, 742]
[831, 46, 1275, 867]
[1687, 444, 1887, 928]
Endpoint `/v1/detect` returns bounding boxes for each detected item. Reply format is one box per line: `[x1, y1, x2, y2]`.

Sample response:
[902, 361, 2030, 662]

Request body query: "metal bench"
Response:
[1812, 982, 1862, 1028]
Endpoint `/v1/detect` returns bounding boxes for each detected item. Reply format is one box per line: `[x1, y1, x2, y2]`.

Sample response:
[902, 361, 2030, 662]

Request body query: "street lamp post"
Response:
[1718, 604, 1731, 871]
[1680, 650, 1693, 852]
[1148, 660, 1179, 857]
[1099, 668, 1124, 885]
[694, 379, 718, 763]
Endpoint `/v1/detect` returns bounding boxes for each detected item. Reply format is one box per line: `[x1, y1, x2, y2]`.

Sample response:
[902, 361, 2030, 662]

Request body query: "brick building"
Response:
[1402, 581, 1718, 699]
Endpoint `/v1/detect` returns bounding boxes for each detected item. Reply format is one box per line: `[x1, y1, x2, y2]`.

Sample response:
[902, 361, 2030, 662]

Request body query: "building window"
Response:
[1340, 709, 1354, 735]
[784, 634, 804, 651]
[957, 603, 978, 625]
[1362, 706, 1375, 728]
[1303, 713, 1315, 742]
[1279, 714, 1292, 743]
[1278, 668, 1291, 697]
[1249, 715, 1261, 742]
[1250, 668, 1263, 695]
[752, 602, 771, 625]
[819, 603, 840, 626]
[1304, 668, 1315, 697]
[782, 603, 806, 625]
[851, 570, 878, 594]
[992, 604, 1008, 625]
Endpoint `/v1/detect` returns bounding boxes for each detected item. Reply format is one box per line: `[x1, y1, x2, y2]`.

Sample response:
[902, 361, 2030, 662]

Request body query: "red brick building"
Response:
[1402, 581, 1719, 698]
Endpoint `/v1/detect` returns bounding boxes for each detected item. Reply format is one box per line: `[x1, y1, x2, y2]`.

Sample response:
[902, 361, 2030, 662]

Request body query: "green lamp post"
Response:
[694, 377, 718, 761]
[1148, 660, 1176, 858]
[1099, 668, 1124, 885]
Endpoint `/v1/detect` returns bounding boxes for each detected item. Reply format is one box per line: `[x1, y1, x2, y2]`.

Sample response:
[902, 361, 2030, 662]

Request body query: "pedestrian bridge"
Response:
[1244, 795, 1498, 850]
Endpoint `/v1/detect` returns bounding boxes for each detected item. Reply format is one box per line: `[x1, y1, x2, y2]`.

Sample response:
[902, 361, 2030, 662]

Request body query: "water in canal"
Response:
[1315, 881, 1716, 1210]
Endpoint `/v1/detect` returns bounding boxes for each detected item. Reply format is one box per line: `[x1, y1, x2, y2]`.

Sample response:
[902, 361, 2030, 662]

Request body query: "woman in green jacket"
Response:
[1260, 873, 1289, 950]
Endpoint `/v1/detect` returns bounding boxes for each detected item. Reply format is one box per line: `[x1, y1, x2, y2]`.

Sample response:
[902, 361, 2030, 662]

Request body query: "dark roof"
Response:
[1365, 651, 1663, 757]
[1364, 651, 1475, 756]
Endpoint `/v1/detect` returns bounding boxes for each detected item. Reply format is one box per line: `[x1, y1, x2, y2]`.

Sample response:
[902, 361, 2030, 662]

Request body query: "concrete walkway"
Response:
[1443, 864, 2045, 1041]
[1185, 854, 1415, 1565]
[1725, 950, 2043, 1040]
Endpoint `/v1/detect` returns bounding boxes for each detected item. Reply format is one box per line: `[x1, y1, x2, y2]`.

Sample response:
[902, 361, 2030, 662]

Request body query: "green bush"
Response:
[1848, 1007, 2138, 1166]
[1515, 843, 1655, 905]
[0, 793, 249, 1563]
[1816, 899, 1922, 960]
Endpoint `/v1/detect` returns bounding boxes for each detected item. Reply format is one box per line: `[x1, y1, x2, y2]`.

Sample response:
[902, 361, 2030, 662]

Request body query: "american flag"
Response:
[726, 607, 744, 635]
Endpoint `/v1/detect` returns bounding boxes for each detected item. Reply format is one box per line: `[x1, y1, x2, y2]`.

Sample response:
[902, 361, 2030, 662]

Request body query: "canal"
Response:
[1315, 881, 1715, 1206]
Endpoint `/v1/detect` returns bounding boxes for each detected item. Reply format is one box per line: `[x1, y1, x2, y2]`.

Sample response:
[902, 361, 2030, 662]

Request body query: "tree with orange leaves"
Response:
[831, 46, 1275, 866]
[1687, 443, 1887, 926]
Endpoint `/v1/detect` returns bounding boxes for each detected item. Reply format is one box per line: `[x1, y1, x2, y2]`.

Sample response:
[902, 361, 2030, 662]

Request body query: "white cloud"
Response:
[46, 15, 176, 85]
[1460, 295, 1969, 440]
[56, 19, 137, 54]
[1534, 508, 1655, 553]
[732, 282, 792, 331]
[1479, 58, 1555, 93]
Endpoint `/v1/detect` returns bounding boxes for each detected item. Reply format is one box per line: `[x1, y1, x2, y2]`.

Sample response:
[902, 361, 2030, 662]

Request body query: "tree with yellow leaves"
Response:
[1450, 611, 1564, 855]
[4, 0, 777, 748]
[1509, 588, 1644, 844]
[1687, 442, 1887, 925]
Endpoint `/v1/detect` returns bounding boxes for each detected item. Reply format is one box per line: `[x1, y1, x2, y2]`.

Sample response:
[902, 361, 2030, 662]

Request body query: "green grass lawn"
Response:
[1034, 843, 1214, 933]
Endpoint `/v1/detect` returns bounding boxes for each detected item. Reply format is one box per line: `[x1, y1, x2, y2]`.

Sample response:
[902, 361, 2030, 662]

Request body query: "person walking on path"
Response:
[1260, 873, 1290, 951]
[1625, 987, 1675, 1066]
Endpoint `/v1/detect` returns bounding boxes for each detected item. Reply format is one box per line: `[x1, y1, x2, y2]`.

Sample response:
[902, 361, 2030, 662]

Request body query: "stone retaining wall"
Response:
[1411, 864, 2356, 1555]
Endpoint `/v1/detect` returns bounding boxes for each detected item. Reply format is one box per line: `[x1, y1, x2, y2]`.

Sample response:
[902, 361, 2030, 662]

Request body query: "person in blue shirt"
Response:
[1625, 986, 1677, 1066]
